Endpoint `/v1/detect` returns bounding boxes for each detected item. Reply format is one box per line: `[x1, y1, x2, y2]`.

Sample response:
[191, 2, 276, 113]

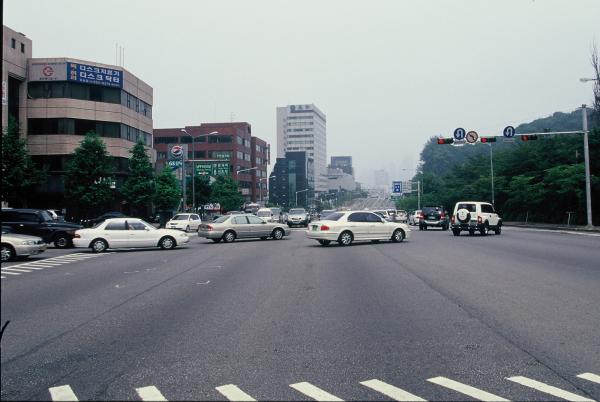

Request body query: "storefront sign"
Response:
[67, 62, 123, 88]
[28, 62, 68, 81]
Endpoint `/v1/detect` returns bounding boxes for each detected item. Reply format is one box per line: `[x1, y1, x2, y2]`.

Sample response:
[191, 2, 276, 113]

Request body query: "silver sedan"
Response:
[1, 230, 47, 262]
[198, 214, 291, 243]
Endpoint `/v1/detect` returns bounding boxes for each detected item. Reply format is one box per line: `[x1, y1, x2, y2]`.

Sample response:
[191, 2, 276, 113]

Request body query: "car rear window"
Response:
[213, 216, 230, 223]
[322, 212, 344, 221]
[422, 206, 442, 214]
[172, 214, 189, 220]
[456, 203, 476, 212]
[289, 209, 306, 214]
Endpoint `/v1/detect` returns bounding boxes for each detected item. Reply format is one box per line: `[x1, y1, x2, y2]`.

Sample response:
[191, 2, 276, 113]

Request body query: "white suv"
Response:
[451, 201, 502, 236]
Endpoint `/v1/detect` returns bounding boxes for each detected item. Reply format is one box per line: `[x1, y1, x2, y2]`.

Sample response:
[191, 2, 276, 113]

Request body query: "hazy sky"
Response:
[5, 0, 600, 185]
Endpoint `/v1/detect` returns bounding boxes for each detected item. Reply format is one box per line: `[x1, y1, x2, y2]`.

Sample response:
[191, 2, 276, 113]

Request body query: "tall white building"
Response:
[277, 104, 327, 194]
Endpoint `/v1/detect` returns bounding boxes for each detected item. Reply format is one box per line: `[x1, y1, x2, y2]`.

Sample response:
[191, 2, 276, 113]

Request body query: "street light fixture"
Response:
[295, 188, 309, 207]
[180, 129, 219, 212]
[236, 166, 258, 175]
[579, 77, 599, 83]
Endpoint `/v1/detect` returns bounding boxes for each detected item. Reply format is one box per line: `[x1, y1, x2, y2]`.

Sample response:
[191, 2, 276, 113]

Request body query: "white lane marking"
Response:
[427, 377, 510, 401]
[0, 271, 21, 275]
[507, 376, 594, 401]
[290, 382, 344, 401]
[49, 385, 79, 401]
[360, 379, 427, 401]
[8, 266, 45, 270]
[215, 384, 257, 401]
[577, 373, 600, 384]
[135, 386, 168, 401]
[508, 227, 600, 237]
[1, 276, 6, 279]
[17, 262, 60, 267]
[1, 268, 33, 273]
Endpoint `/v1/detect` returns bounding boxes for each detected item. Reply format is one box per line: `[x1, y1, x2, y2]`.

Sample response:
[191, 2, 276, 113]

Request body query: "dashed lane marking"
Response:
[427, 377, 510, 401]
[136, 386, 168, 401]
[577, 373, 600, 384]
[507, 376, 595, 402]
[290, 382, 344, 401]
[49, 385, 79, 401]
[360, 379, 427, 401]
[215, 384, 257, 401]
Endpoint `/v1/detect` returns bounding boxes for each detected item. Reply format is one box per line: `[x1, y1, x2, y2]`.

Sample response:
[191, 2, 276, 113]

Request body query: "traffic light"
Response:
[437, 138, 454, 145]
[480, 137, 496, 143]
[520, 135, 538, 141]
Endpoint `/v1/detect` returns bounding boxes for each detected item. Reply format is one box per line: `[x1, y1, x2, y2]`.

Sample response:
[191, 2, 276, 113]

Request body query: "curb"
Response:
[504, 222, 600, 233]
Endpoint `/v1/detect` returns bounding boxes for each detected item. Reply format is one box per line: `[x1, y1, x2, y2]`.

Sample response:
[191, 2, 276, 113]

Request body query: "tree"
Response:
[154, 167, 180, 211]
[1, 117, 45, 207]
[122, 139, 155, 217]
[186, 175, 212, 210]
[64, 132, 114, 219]
[210, 175, 244, 212]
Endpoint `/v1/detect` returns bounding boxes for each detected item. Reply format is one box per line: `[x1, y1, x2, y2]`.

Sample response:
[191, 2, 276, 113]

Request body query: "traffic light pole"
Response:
[582, 105, 593, 228]
[489, 144, 495, 206]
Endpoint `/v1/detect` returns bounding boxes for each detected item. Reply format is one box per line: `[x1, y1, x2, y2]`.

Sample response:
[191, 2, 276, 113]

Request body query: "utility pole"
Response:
[181, 145, 187, 212]
[489, 144, 495, 206]
[582, 105, 593, 228]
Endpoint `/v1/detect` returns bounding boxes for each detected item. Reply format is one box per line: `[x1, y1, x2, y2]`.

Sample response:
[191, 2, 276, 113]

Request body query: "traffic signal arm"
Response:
[480, 137, 497, 143]
[437, 138, 454, 144]
[520, 135, 538, 141]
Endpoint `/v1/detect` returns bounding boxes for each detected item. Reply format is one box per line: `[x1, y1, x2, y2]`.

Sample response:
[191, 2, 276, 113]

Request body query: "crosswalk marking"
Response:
[22, 261, 64, 266]
[360, 379, 427, 401]
[0, 271, 21, 275]
[507, 376, 594, 402]
[135, 386, 168, 401]
[215, 384, 257, 401]
[427, 377, 510, 401]
[290, 382, 344, 401]
[49, 385, 79, 401]
[7, 266, 45, 270]
[2, 252, 113, 279]
[1, 267, 32, 273]
[577, 372, 600, 384]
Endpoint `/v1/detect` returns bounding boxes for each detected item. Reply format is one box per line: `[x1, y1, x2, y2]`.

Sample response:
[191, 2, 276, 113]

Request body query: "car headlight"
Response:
[21, 240, 36, 245]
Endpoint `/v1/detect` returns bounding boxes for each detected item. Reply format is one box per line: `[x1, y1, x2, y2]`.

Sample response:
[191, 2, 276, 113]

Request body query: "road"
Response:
[1, 226, 599, 401]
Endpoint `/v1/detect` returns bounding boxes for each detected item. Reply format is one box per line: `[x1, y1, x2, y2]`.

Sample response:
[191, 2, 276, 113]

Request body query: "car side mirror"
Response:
[145, 227, 150, 231]
[262, 221, 267, 224]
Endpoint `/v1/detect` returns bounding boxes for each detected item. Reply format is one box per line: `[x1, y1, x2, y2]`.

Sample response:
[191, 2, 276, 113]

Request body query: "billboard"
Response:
[67, 62, 123, 88]
[195, 161, 230, 176]
[28, 62, 68, 82]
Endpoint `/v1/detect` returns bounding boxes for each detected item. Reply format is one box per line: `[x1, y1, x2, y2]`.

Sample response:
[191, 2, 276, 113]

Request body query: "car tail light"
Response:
[74, 233, 81, 238]
[206, 225, 213, 231]
[451, 215, 455, 224]
[320, 225, 330, 231]
[419, 213, 424, 219]
[440, 211, 446, 219]
[477, 216, 482, 224]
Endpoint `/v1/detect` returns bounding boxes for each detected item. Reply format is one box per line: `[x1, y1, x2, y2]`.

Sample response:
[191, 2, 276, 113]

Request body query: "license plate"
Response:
[311, 225, 318, 231]
[428, 215, 437, 219]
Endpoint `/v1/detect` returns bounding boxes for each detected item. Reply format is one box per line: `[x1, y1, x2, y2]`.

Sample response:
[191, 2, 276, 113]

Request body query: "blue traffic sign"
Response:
[453, 128, 466, 141]
[392, 181, 402, 194]
[503, 126, 516, 138]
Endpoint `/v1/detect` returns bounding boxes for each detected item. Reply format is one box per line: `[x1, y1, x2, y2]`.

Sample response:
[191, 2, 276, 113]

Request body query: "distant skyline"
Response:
[4, 0, 600, 186]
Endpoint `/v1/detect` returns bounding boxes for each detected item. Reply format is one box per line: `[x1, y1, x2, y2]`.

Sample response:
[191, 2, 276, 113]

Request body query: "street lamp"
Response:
[236, 166, 258, 175]
[181, 129, 219, 212]
[579, 77, 598, 227]
[579, 77, 599, 83]
[295, 188, 309, 207]
[258, 176, 273, 205]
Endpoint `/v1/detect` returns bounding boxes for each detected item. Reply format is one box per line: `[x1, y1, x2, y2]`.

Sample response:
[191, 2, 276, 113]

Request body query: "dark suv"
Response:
[1, 209, 83, 248]
[419, 205, 449, 231]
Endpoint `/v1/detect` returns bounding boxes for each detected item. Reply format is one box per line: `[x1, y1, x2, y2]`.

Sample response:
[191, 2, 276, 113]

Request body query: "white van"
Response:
[256, 208, 274, 222]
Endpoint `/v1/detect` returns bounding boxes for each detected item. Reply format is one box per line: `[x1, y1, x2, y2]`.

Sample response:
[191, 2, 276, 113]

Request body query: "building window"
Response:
[236, 151, 244, 160]
[11, 38, 16, 48]
[21, 43, 25, 53]
[157, 152, 167, 160]
[180, 136, 192, 143]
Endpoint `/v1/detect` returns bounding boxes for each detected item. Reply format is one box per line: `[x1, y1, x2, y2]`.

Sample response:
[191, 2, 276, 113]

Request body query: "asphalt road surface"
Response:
[1, 227, 599, 401]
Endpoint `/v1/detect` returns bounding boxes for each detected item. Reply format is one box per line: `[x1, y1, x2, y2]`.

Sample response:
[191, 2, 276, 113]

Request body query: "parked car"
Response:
[1, 227, 47, 262]
[1, 208, 83, 248]
[419, 205, 449, 231]
[451, 201, 502, 236]
[256, 208, 275, 222]
[73, 218, 190, 252]
[287, 208, 310, 227]
[409, 210, 422, 226]
[165, 213, 202, 232]
[306, 210, 411, 246]
[270, 207, 283, 223]
[197, 214, 290, 243]
[82, 211, 127, 228]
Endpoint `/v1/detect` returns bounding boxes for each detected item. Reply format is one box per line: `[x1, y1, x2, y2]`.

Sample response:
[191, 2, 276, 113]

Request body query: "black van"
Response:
[1, 209, 83, 248]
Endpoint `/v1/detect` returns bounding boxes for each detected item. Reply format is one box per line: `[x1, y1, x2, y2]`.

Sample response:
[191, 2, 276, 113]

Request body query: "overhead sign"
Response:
[28, 61, 68, 81]
[392, 181, 402, 194]
[453, 128, 466, 141]
[466, 130, 479, 144]
[195, 161, 230, 176]
[67, 62, 123, 88]
[170, 145, 183, 159]
[503, 125, 516, 138]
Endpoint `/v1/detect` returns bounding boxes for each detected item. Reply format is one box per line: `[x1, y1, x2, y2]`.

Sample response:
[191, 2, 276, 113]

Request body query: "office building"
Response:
[269, 151, 314, 208]
[330, 156, 354, 177]
[276, 104, 326, 194]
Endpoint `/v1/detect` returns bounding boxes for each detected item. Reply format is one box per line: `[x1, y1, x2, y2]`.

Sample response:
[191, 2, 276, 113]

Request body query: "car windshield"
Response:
[171, 214, 190, 220]
[39, 210, 54, 222]
[213, 216, 230, 223]
[289, 209, 306, 214]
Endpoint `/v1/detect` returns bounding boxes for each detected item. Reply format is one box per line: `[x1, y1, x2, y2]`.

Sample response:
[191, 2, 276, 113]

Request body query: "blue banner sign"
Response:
[393, 181, 402, 194]
[67, 62, 123, 88]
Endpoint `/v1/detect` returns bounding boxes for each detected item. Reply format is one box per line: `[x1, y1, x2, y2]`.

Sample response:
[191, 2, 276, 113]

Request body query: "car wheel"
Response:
[452, 229, 461, 236]
[159, 236, 176, 249]
[1, 244, 15, 262]
[338, 231, 353, 246]
[480, 223, 489, 236]
[469, 229, 475, 236]
[272, 228, 284, 240]
[392, 229, 405, 243]
[419, 226, 423, 231]
[318, 240, 331, 246]
[54, 234, 70, 248]
[90, 238, 108, 253]
[185, 225, 190, 232]
[211, 238, 221, 243]
[223, 231, 236, 243]
[495, 224, 502, 235]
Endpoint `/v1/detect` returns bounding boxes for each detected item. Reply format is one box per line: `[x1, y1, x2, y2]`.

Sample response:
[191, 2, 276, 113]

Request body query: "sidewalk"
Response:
[504, 221, 600, 233]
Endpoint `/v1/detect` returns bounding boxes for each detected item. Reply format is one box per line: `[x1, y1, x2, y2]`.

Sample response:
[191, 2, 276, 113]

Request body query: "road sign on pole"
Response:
[503, 126, 516, 138]
[453, 128, 466, 141]
[392, 181, 402, 194]
[167, 160, 183, 169]
[466, 131, 479, 144]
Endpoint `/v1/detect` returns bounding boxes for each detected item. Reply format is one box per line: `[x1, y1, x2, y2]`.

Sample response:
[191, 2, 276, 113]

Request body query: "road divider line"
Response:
[49, 385, 79, 401]
[135, 386, 168, 401]
[215, 384, 257, 401]
[360, 379, 427, 401]
[1, 268, 33, 273]
[427, 377, 510, 401]
[507, 376, 594, 401]
[290, 382, 344, 401]
[577, 373, 600, 384]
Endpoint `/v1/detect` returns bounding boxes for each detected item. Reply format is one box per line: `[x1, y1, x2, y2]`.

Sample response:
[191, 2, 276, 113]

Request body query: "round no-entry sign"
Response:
[466, 131, 479, 144]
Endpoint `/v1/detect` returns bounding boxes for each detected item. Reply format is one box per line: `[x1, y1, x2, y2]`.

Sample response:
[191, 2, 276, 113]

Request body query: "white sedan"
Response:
[306, 211, 411, 246]
[73, 218, 189, 252]
[165, 213, 202, 232]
